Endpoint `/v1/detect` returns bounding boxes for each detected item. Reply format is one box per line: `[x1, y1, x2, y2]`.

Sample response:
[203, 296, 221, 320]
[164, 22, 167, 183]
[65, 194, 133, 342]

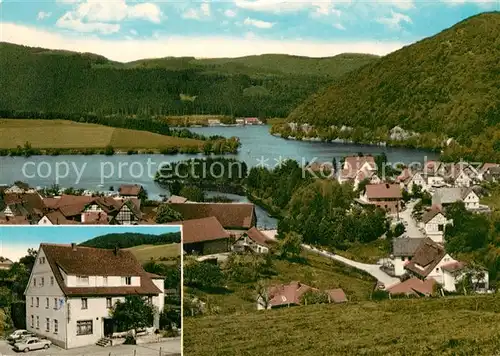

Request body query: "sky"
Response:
[0, 1, 498, 61]
[0, 225, 181, 261]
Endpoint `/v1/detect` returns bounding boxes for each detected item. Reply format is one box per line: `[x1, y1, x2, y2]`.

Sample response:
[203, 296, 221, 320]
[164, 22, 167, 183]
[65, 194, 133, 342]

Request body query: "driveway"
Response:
[393, 200, 425, 238]
[263, 230, 400, 289]
[0, 338, 181, 356]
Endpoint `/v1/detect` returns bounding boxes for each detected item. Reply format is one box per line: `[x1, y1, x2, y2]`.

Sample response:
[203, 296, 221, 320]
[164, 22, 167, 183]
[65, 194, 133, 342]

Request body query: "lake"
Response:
[0, 125, 437, 227]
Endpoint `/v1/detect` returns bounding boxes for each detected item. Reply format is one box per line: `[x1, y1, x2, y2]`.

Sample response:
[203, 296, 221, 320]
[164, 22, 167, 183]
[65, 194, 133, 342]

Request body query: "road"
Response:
[394, 199, 425, 238]
[0, 338, 181, 356]
[262, 229, 400, 288]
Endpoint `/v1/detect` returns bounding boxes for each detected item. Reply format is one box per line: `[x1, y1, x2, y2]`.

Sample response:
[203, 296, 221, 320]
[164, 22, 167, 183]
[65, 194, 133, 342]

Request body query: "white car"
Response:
[7, 330, 35, 343]
[13, 337, 51, 353]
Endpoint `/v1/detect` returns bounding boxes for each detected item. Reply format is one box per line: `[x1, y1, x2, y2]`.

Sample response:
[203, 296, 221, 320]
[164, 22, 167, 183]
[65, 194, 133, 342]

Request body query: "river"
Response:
[0, 125, 437, 227]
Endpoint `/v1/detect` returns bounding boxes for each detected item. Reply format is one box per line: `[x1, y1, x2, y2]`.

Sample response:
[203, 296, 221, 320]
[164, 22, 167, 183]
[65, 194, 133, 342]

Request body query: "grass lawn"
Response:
[332, 240, 390, 264]
[127, 243, 180, 264]
[481, 183, 500, 211]
[0, 119, 203, 150]
[185, 251, 376, 315]
[184, 295, 500, 356]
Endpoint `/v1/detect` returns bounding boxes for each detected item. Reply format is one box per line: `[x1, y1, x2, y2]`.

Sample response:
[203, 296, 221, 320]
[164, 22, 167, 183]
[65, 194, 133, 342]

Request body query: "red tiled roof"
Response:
[44, 210, 78, 225]
[168, 203, 255, 229]
[440, 261, 466, 273]
[119, 184, 142, 196]
[82, 211, 109, 224]
[268, 281, 315, 307]
[405, 238, 446, 278]
[396, 168, 411, 183]
[173, 216, 230, 244]
[326, 288, 348, 303]
[0, 216, 30, 225]
[244, 227, 274, 247]
[387, 277, 436, 296]
[365, 184, 402, 199]
[40, 243, 161, 297]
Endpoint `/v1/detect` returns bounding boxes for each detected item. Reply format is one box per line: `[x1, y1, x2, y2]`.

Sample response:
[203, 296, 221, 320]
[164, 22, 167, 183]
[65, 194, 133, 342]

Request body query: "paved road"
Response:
[0, 338, 181, 356]
[393, 200, 425, 239]
[262, 230, 400, 288]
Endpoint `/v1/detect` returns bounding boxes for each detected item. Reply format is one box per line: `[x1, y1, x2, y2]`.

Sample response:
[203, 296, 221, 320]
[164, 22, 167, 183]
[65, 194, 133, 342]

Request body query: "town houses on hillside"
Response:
[25, 243, 164, 349]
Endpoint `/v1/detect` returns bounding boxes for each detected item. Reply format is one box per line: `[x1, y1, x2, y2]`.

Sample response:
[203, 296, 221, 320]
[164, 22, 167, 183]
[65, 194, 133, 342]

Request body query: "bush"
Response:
[371, 289, 390, 301]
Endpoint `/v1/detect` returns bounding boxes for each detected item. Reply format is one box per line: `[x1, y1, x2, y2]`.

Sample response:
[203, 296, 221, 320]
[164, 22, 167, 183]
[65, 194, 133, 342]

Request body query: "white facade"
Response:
[425, 254, 457, 286]
[463, 191, 479, 210]
[5, 184, 35, 194]
[443, 269, 489, 293]
[424, 213, 448, 243]
[25, 246, 164, 349]
[393, 256, 410, 276]
[38, 216, 54, 225]
[455, 171, 472, 187]
[408, 173, 427, 193]
[3, 206, 15, 217]
[233, 236, 269, 254]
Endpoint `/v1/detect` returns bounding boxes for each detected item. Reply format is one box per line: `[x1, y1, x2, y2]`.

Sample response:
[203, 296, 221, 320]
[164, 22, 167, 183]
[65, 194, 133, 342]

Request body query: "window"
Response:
[41, 277, 44, 287]
[435, 268, 439, 272]
[125, 277, 132, 285]
[76, 320, 93, 336]
[30, 297, 33, 307]
[33, 278, 36, 287]
[54, 298, 58, 310]
[36, 297, 39, 308]
[103, 276, 108, 286]
[46, 298, 49, 309]
[147, 296, 153, 304]
[31, 315, 34, 328]
[36, 316, 39, 329]
[438, 224, 444, 232]
[54, 319, 58, 334]
[39, 257, 45, 264]
[45, 318, 50, 332]
[106, 298, 112, 309]
[81, 298, 88, 309]
[77, 276, 89, 285]
[50, 276, 54, 286]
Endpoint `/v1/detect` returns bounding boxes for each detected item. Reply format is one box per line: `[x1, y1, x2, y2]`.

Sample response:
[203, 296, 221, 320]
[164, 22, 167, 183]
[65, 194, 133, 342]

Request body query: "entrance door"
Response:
[103, 318, 114, 337]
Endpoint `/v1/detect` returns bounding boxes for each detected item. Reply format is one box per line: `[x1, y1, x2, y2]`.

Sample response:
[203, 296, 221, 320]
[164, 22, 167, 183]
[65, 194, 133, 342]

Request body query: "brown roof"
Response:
[396, 168, 411, 183]
[119, 184, 142, 196]
[40, 243, 161, 297]
[175, 216, 230, 244]
[81, 211, 109, 224]
[405, 238, 446, 278]
[244, 227, 274, 247]
[325, 288, 348, 303]
[387, 277, 436, 296]
[0, 216, 30, 225]
[44, 210, 79, 225]
[344, 155, 376, 170]
[268, 281, 315, 307]
[3, 193, 45, 214]
[421, 209, 444, 224]
[365, 184, 402, 199]
[168, 203, 255, 229]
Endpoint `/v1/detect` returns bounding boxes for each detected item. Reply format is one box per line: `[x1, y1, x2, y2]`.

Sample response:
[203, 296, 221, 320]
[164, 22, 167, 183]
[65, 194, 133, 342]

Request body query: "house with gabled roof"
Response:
[174, 216, 231, 255]
[432, 187, 479, 210]
[360, 183, 402, 214]
[0, 193, 46, 224]
[5, 181, 36, 194]
[387, 277, 436, 297]
[419, 208, 449, 243]
[388, 238, 426, 276]
[233, 227, 276, 254]
[25, 243, 164, 349]
[117, 184, 144, 198]
[338, 155, 378, 189]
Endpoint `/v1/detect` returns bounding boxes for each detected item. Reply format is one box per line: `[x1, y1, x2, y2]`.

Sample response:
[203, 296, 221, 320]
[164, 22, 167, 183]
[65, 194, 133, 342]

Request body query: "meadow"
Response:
[127, 243, 180, 265]
[185, 251, 376, 315]
[0, 119, 202, 150]
[184, 295, 500, 356]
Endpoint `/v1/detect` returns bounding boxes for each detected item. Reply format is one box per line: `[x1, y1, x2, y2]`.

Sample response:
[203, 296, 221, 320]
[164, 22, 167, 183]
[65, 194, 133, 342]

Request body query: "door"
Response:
[103, 318, 114, 337]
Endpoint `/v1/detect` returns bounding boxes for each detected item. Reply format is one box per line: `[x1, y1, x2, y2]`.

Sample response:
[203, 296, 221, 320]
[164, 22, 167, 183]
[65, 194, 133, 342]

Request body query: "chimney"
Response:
[71, 243, 77, 251]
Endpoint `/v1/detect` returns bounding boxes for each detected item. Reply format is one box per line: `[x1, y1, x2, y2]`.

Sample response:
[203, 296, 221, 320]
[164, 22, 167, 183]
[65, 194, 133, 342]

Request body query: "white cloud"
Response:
[243, 17, 275, 29]
[385, 0, 415, 10]
[2, 22, 407, 62]
[56, 0, 82, 3]
[333, 23, 346, 30]
[74, 0, 161, 24]
[224, 9, 237, 17]
[56, 12, 120, 34]
[235, 0, 334, 14]
[130, 29, 138, 36]
[37, 11, 52, 20]
[182, 1, 211, 20]
[377, 10, 412, 30]
[442, 0, 496, 7]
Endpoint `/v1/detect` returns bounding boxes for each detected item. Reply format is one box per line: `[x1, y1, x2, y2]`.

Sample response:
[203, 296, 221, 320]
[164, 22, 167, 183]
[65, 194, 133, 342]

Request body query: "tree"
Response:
[255, 280, 271, 309]
[300, 290, 329, 305]
[167, 180, 182, 196]
[155, 204, 183, 224]
[103, 145, 115, 156]
[394, 223, 406, 237]
[179, 186, 205, 202]
[184, 261, 225, 290]
[278, 232, 303, 259]
[111, 296, 155, 333]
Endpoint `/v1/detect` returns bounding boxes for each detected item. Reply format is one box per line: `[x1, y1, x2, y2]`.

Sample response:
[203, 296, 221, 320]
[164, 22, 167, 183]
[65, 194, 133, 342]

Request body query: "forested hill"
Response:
[79, 232, 181, 249]
[287, 12, 500, 143]
[0, 43, 377, 118]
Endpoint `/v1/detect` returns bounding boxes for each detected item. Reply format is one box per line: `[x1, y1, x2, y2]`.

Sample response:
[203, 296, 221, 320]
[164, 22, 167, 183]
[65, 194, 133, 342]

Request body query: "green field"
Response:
[184, 295, 500, 355]
[127, 243, 180, 264]
[481, 183, 500, 211]
[186, 251, 376, 314]
[332, 240, 390, 264]
[0, 119, 202, 150]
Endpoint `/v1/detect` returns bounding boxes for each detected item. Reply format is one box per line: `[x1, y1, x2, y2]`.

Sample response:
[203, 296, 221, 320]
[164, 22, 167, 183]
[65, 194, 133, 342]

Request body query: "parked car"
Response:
[13, 337, 51, 352]
[7, 330, 35, 343]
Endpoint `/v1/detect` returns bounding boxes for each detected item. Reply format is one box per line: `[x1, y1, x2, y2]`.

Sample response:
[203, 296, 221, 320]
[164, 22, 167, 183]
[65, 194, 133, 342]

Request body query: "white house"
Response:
[25, 243, 164, 349]
[462, 189, 480, 210]
[407, 172, 427, 193]
[233, 227, 275, 254]
[453, 170, 473, 188]
[389, 238, 426, 276]
[420, 209, 449, 243]
[404, 238, 488, 292]
[432, 187, 480, 210]
[441, 262, 489, 293]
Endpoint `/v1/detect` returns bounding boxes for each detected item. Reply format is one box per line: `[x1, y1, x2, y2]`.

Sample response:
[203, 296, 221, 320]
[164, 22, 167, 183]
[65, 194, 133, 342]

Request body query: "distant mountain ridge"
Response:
[0, 42, 377, 118]
[80, 232, 181, 250]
